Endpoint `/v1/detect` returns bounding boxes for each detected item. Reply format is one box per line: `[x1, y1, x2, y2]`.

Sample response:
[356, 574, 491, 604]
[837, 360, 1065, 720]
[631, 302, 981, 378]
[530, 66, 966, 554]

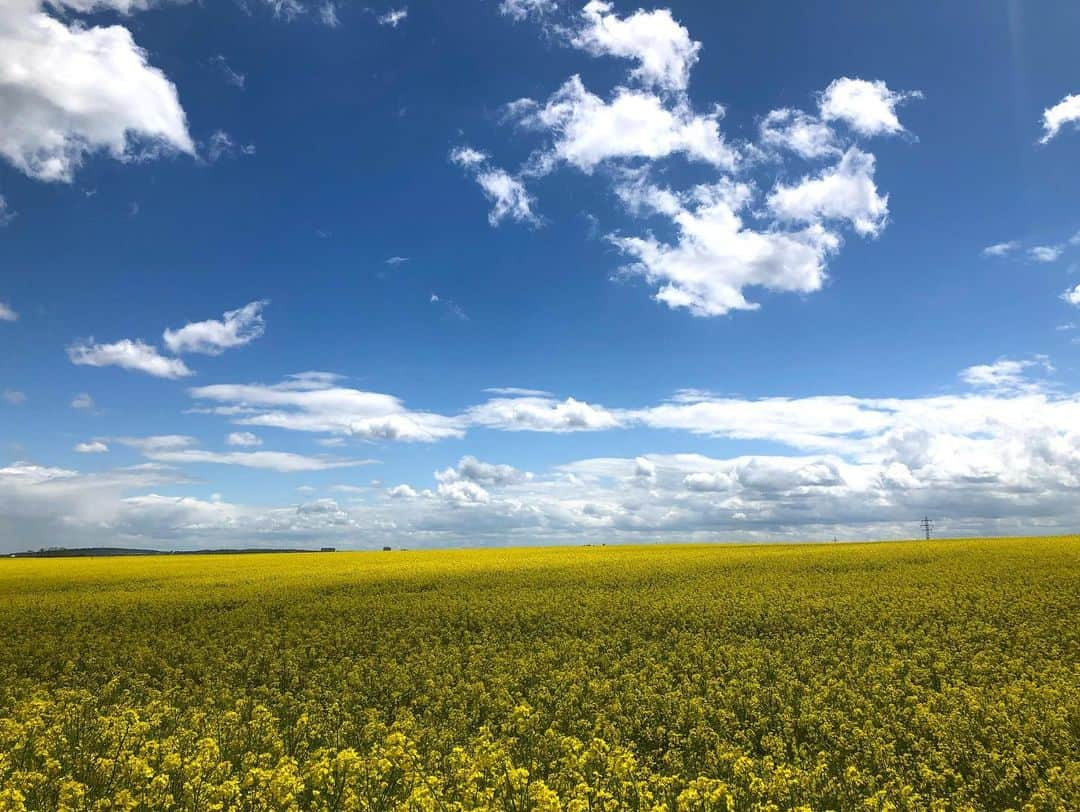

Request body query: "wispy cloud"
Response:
[163, 300, 268, 356]
[210, 54, 246, 89]
[377, 7, 407, 27]
[67, 339, 194, 379]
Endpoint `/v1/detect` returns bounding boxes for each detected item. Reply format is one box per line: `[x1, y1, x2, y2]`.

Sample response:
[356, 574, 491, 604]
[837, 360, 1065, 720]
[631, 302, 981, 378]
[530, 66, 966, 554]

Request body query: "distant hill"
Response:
[7, 547, 333, 558]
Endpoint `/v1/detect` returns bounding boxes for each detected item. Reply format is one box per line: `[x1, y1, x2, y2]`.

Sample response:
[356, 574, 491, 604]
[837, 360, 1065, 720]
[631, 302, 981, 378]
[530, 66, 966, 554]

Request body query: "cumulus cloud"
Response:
[1029, 245, 1063, 263]
[436, 456, 529, 486]
[818, 77, 921, 137]
[437, 479, 491, 504]
[459, 0, 917, 319]
[450, 146, 487, 167]
[74, 441, 109, 453]
[511, 76, 735, 173]
[959, 356, 1053, 394]
[226, 431, 262, 447]
[0, 0, 193, 183]
[982, 241, 1019, 258]
[609, 177, 841, 316]
[67, 339, 193, 379]
[189, 373, 464, 442]
[11, 362, 1080, 549]
[70, 393, 95, 409]
[758, 108, 840, 160]
[2, 389, 26, 405]
[163, 300, 268, 355]
[467, 394, 624, 432]
[767, 147, 888, 237]
[1063, 283, 1080, 307]
[571, 0, 700, 93]
[1039, 93, 1080, 144]
[0, 460, 193, 551]
[0, 301, 17, 321]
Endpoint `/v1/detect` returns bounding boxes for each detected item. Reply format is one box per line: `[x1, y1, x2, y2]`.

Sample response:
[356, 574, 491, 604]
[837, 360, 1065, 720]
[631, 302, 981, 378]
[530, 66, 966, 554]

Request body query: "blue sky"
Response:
[2, 0, 1080, 550]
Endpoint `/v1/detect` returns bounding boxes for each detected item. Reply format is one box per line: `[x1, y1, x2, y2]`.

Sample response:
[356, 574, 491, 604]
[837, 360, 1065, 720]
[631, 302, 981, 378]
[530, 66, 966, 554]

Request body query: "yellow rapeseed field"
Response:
[0, 537, 1077, 811]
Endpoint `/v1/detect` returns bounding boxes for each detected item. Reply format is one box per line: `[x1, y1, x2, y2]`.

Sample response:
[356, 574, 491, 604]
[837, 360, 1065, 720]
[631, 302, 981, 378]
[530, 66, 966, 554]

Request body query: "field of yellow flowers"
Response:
[0, 537, 1077, 811]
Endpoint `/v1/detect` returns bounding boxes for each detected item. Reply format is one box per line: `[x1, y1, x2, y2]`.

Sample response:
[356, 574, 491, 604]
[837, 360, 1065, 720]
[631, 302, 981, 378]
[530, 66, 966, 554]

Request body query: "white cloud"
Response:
[437, 479, 491, 504]
[450, 146, 488, 167]
[609, 177, 841, 316]
[436, 456, 528, 487]
[226, 431, 262, 447]
[210, 54, 245, 89]
[1063, 283, 1080, 307]
[958, 356, 1053, 394]
[429, 292, 468, 320]
[459, 0, 915, 319]
[451, 147, 538, 226]
[634, 393, 891, 451]
[476, 169, 538, 226]
[13, 367, 1080, 549]
[385, 256, 409, 265]
[759, 108, 839, 160]
[512, 76, 735, 173]
[2, 389, 26, 406]
[982, 241, 1019, 257]
[1029, 245, 1063, 263]
[499, 0, 555, 21]
[67, 339, 193, 379]
[0, 195, 13, 226]
[112, 435, 196, 453]
[377, 7, 407, 27]
[145, 449, 370, 473]
[1039, 93, 1080, 144]
[204, 131, 255, 163]
[318, 1, 339, 27]
[0, 0, 193, 183]
[467, 394, 624, 432]
[767, 147, 889, 237]
[74, 441, 109, 453]
[71, 393, 95, 409]
[110, 433, 366, 472]
[189, 373, 464, 442]
[571, 0, 700, 93]
[819, 77, 920, 137]
[0, 301, 17, 321]
[261, 0, 304, 21]
[633, 456, 656, 480]
[47, 1, 157, 12]
[163, 300, 267, 355]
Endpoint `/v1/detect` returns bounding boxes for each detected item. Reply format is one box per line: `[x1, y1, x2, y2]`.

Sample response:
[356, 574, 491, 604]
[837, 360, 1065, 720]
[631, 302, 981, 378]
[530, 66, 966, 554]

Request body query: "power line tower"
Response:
[919, 516, 934, 540]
